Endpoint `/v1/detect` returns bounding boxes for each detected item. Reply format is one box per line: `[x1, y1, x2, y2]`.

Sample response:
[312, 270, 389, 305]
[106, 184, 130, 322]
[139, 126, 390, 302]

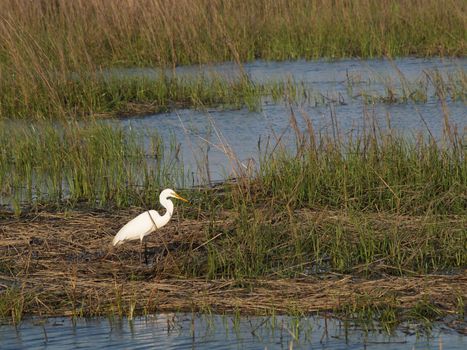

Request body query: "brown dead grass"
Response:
[0, 209, 465, 318]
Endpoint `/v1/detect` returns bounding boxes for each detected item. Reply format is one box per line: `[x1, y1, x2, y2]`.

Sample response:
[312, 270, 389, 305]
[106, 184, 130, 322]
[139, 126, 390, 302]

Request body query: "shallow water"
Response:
[2, 58, 466, 202]
[114, 57, 466, 182]
[1, 314, 465, 350]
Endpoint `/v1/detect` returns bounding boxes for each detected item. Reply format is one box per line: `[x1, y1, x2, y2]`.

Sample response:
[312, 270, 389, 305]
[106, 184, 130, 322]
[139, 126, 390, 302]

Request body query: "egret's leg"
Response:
[144, 241, 148, 265]
[139, 240, 143, 264]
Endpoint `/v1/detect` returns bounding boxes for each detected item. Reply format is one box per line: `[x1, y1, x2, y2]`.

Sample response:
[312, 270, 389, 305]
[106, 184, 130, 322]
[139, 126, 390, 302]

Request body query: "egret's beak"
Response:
[173, 192, 189, 203]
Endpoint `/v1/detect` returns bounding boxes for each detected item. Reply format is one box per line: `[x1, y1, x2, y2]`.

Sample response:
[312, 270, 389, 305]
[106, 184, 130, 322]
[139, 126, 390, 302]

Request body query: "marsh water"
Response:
[1, 314, 466, 350]
[3, 58, 466, 186]
[113, 57, 466, 182]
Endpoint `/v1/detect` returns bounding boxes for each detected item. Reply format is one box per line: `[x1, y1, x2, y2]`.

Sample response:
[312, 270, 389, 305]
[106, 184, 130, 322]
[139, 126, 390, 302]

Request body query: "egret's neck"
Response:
[158, 196, 174, 228]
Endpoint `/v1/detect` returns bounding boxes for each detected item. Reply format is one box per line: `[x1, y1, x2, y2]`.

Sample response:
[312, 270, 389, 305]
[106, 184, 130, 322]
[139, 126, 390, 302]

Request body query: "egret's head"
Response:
[161, 188, 189, 203]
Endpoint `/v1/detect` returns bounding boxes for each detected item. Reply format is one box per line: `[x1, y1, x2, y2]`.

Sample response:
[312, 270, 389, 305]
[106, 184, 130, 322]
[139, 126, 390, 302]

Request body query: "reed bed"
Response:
[0, 0, 466, 119]
[1, 0, 464, 68]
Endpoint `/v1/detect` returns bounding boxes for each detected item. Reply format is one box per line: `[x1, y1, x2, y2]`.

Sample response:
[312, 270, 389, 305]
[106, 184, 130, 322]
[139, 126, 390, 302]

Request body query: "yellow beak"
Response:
[173, 192, 189, 203]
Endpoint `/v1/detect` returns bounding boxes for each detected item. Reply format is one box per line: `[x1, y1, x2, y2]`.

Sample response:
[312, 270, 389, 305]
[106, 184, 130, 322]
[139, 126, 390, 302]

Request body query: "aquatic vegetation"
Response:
[0, 74, 271, 120]
[1, 65, 465, 120]
[0, 114, 465, 325]
[0, 287, 25, 325]
[347, 67, 467, 104]
[0, 121, 185, 210]
[258, 129, 466, 216]
[0, 0, 464, 329]
[1, 116, 465, 277]
[197, 115, 466, 278]
[1, 312, 462, 349]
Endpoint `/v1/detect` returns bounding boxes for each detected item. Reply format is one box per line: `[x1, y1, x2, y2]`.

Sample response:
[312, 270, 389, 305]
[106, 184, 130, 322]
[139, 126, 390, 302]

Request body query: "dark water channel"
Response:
[1, 314, 465, 349]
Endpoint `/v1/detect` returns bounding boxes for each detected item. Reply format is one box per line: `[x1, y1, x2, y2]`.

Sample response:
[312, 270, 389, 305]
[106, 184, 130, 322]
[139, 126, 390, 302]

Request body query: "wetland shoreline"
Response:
[1, 0, 465, 120]
[1, 208, 465, 330]
[1, 114, 465, 327]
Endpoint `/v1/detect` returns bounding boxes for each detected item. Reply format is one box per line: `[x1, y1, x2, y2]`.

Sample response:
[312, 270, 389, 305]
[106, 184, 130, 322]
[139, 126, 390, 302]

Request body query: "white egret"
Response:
[112, 188, 188, 263]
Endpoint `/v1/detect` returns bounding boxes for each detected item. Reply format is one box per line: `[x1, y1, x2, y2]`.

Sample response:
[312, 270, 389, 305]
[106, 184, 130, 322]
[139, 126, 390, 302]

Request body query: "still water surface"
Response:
[1, 314, 465, 350]
[114, 58, 466, 182]
[2, 58, 466, 203]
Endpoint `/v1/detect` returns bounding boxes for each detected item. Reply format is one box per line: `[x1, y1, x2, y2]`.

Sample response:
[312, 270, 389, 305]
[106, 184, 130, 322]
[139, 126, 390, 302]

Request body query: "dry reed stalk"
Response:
[0, 209, 465, 318]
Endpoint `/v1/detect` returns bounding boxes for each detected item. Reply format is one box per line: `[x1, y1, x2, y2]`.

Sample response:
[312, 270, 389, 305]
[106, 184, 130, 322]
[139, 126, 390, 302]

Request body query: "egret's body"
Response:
[112, 189, 188, 249]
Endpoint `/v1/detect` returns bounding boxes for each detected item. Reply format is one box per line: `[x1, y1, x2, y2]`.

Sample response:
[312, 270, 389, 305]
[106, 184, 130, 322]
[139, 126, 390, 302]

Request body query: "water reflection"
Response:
[2, 58, 466, 204]
[106, 57, 465, 84]
[117, 101, 466, 183]
[1, 313, 465, 350]
[110, 57, 466, 183]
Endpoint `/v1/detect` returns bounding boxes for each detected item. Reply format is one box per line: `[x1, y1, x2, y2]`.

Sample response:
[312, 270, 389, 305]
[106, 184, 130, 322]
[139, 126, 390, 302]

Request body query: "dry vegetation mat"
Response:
[1, 209, 465, 328]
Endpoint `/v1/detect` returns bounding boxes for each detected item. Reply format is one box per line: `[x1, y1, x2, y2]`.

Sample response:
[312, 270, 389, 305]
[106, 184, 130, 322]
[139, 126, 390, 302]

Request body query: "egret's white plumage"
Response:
[112, 188, 188, 247]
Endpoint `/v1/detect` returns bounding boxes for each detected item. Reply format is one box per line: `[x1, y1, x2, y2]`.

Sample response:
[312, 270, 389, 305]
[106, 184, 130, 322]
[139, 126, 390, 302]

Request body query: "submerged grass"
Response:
[0, 65, 465, 120]
[0, 121, 184, 211]
[347, 68, 467, 104]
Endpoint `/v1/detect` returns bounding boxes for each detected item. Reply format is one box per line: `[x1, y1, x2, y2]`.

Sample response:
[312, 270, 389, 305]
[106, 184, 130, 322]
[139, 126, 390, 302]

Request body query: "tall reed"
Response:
[0, 0, 465, 119]
[1, 0, 464, 68]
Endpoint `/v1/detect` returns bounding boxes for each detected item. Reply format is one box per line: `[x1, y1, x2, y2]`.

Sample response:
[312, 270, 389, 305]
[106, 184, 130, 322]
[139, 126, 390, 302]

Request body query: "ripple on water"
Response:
[1, 314, 466, 350]
[112, 57, 466, 183]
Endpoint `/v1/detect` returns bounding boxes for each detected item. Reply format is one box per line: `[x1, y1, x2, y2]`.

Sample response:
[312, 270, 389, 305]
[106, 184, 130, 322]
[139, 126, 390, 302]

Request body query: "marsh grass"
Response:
[179, 109, 466, 279]
[1, 113, 465, 277]
[0, 0, 465, 327]
[0, 205, 465, 324]
[0, 121, 184, 211]
[0, 73, 271, 119]
[1, 65, 464, 120]
[1, 0, 464, 68]
[2, 106, 466, 281]
[257, 132, 466, 215]
[0, 286, 25, 326]
[0, 0, 466, 119]
[344, 66, 466, 105]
